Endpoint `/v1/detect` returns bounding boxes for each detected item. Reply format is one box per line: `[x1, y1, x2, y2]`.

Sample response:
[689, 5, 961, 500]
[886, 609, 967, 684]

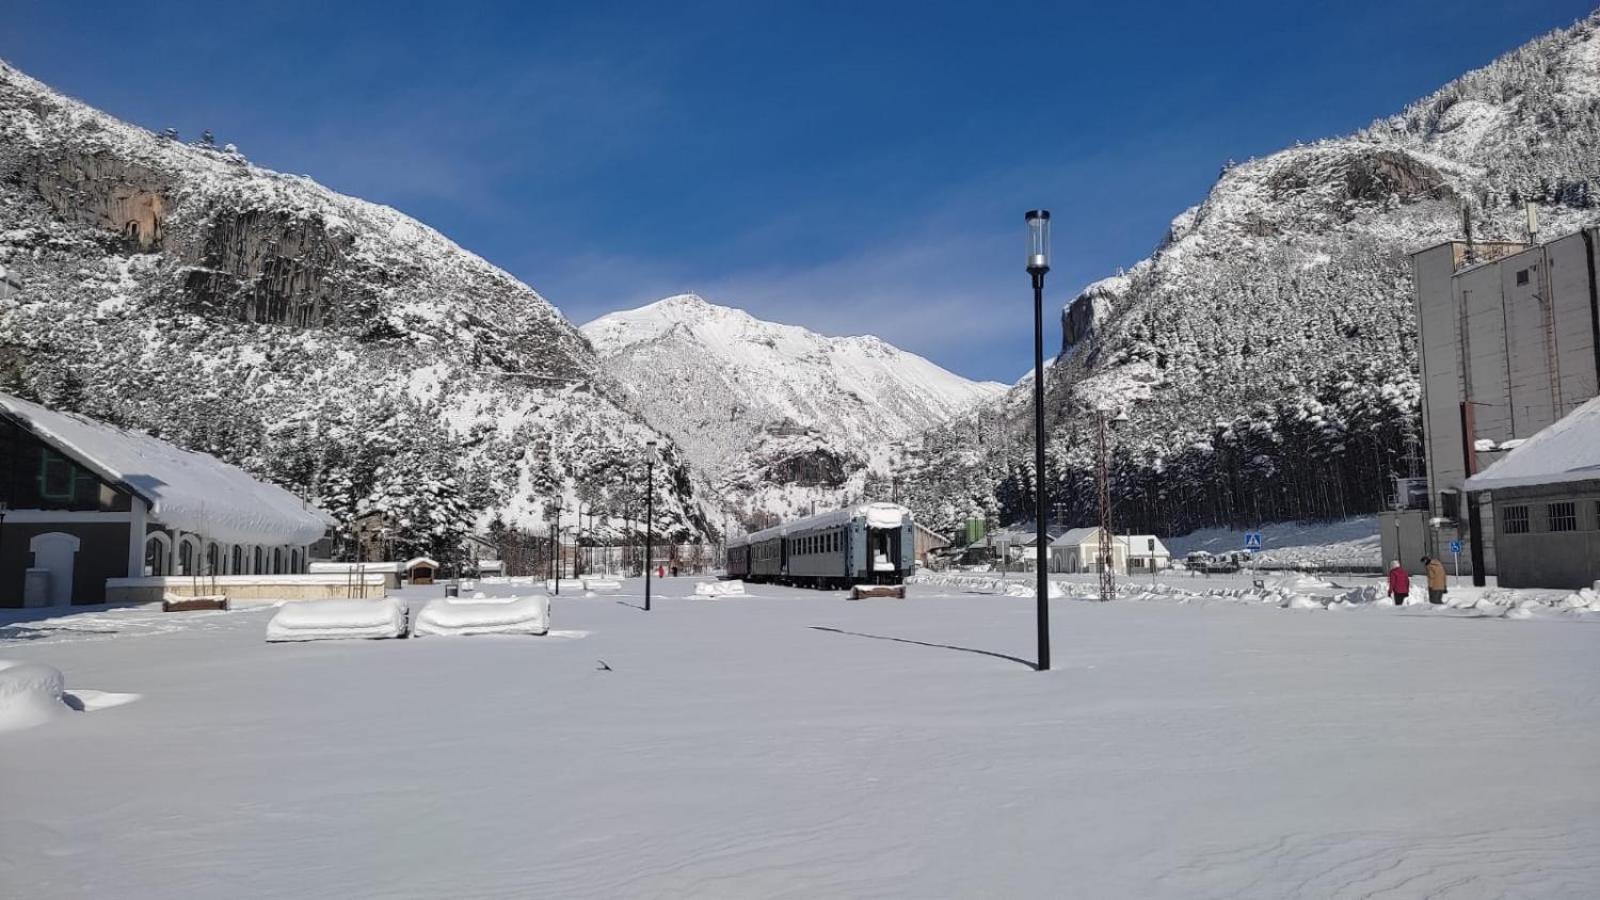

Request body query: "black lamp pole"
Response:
[1026, 209, 1052, 672]
[552, 503, 562, 596]
[644, 440, 657, 611]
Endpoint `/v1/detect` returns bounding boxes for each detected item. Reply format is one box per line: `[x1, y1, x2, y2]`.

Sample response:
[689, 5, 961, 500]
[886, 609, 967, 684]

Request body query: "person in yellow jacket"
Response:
[1421, 556, 1448, 605]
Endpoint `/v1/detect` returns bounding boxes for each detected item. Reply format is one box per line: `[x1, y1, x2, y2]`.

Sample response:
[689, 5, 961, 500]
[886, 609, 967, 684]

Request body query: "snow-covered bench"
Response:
[265, 598, 407, 642]
[694, 580, 746, 597]
[412, 595, 550, 637]
[582, 579, 622, 593]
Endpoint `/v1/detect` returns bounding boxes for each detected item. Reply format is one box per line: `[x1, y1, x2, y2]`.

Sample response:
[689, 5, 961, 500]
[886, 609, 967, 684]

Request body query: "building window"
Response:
[1548, 501, 1577, 532]
[1503, 505, 1530, 534]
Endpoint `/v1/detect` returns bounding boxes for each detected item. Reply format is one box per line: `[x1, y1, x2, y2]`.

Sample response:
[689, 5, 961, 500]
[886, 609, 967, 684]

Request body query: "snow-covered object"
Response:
[264, 598, 407, 642]
[582, 294, 1005, 518]
[405, 557, 440, 571]
[307, 562, 404, 575]
[694, 580, 746, 597]
[731, 502, 910, 547]
[582, 579, 621, 592]
[0, 660, 69, 732]
[412, 595, 550, 637]
[0, 393, 332, 546]
[1463, 396, 1600, 491]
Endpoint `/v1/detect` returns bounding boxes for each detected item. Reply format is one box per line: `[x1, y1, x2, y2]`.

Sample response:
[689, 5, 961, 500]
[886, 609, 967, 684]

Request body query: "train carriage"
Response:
[725, 502, 915, 589]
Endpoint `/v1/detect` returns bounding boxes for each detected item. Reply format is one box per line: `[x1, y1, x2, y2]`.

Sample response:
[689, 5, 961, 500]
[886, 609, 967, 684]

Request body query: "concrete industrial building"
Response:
[1391, 227, 1600, 577]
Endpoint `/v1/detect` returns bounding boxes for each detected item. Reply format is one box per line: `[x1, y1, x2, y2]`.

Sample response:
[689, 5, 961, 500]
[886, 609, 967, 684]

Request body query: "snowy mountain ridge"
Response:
[584, 294, 1005, 524]
[903, 11, 1600, 537]
[0, 58, 711, 555]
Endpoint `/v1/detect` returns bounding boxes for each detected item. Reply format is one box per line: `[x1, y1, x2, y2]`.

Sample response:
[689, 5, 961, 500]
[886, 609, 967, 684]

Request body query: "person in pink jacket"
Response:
[1386, 560, 1411, 606]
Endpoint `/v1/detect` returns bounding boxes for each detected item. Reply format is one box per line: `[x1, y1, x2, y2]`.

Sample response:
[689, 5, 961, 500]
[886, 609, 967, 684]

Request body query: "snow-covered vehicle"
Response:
[726, 502, 915, 589]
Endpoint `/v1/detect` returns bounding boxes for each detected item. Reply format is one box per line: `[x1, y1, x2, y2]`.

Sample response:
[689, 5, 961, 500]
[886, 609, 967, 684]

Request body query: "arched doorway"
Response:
[30, 532, 81, 605]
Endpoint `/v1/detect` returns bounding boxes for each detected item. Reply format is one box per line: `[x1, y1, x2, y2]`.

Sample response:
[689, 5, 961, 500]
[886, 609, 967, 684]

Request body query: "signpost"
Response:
[1244, 532, 1264, 551]
[1449, 539, 1463, 577]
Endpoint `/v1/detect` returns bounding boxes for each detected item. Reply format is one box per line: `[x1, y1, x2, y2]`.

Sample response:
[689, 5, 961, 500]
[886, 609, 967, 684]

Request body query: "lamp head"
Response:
[1024, 209, 1051, 274]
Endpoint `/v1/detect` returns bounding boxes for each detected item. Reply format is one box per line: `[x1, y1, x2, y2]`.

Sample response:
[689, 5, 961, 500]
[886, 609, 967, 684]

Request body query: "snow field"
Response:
[3, 579, 1600, 896]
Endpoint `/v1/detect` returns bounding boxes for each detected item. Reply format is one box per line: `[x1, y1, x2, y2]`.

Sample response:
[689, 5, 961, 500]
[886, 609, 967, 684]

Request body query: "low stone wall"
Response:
[105, 575, 389, 605]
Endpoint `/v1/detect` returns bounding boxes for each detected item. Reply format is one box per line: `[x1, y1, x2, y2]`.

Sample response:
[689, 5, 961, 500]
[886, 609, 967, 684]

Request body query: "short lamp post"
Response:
[1026, 209, 1052, 672]
[644, 440, 657, 612]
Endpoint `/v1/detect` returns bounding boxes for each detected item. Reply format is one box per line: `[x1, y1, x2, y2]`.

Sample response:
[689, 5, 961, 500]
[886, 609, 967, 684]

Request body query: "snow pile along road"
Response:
[912, 572, 1065, 599]
[264, 599, 407, 642]
[412, 595, 550, 637]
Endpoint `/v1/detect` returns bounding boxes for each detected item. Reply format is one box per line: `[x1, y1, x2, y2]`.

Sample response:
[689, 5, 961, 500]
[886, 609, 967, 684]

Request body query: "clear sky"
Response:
[3, 1, 1593, 382]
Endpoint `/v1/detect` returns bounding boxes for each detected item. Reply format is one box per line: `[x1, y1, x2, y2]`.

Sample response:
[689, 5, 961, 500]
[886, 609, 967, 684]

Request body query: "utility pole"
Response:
[1096, 411, 1117, 603]
[645, 440, 656, 611]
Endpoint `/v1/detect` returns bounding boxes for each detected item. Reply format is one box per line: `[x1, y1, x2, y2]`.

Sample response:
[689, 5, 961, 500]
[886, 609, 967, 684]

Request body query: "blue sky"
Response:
[3, 0, 1593, 382]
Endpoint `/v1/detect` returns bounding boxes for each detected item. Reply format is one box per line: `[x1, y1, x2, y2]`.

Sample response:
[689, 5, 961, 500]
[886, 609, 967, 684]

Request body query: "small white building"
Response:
[1049, 529, 1170, 575]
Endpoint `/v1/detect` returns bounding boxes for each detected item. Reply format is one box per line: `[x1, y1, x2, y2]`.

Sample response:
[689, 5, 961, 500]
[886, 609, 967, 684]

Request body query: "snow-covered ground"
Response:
[1165, 515, 1382, 568]
[3, 579, 1599, 897]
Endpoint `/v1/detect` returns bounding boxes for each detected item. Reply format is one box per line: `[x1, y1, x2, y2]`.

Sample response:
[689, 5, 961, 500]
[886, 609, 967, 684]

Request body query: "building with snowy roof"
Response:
[1048, 528, 1169, 575]
[1462, 395, 1600, 589]
[0, 394, 333, 607]
[1398, 227, 1600, 577]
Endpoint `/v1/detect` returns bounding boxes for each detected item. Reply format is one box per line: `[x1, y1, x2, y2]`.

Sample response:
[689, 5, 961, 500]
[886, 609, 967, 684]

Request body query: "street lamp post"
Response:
[1026, 209, 1052, 672]
[548, 501, 563, 595]
[644, 440, 657, 612]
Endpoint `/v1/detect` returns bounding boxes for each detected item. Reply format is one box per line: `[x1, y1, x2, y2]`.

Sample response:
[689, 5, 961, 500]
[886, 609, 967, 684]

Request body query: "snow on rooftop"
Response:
[729, 502, 910, 546]
[1463, 396, 1600, 492]
[0, 393, 332, 546]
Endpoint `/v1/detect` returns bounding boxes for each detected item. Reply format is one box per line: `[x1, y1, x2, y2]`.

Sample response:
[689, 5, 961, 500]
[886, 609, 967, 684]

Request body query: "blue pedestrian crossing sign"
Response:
[1449, 539, 1463, 555]
[1243, 532, 1264, 551]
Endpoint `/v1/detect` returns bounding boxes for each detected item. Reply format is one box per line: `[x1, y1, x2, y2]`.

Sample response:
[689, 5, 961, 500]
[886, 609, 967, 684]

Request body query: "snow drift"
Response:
[264, 599, 407, 642]
[0, 660, 68, 732]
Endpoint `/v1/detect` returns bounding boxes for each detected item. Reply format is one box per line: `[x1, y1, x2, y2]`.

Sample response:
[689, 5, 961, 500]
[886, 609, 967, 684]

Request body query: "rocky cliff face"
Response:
[0, 60, 708, 555]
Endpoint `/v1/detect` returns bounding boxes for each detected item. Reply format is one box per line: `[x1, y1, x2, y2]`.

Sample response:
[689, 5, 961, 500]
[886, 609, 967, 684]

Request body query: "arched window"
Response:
[205, 542, 220, 576]
[252, 546, 263, 575]
[176, 538, 195, 576]
[231, 545, 244, 575]
[144, 532, 171, 577]
[289, 548, 301, 573]
[272, 547, 283, 574]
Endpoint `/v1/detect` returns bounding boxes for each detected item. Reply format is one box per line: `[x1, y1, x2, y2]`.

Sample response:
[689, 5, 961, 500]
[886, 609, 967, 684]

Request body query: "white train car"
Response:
[725, 502, 915, 589]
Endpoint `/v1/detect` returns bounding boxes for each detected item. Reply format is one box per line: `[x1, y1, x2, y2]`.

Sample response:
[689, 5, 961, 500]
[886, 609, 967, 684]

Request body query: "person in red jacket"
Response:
[1386, 560, 1411, 606]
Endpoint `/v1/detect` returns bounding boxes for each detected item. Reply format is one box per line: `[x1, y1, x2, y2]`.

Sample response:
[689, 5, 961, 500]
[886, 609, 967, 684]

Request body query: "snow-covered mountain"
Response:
[903, 11, 1600, 537]
[583, 294, 1005, 523]
[0, 60, 710, 556]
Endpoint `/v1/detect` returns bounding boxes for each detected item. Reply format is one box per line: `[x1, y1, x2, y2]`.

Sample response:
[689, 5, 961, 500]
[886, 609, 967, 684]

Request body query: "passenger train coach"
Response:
[725, 502, 916, 589]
